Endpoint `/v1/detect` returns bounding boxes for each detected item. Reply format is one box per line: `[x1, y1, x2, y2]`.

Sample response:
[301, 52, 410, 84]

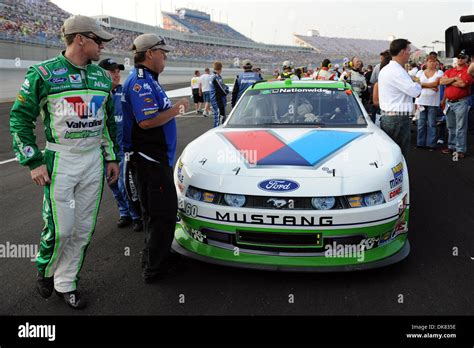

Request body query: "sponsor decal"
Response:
[52, 67, 68, 75]
[22, 146, 35, 158]
[221, 130, 363, 167]
[69, 74, 82, 83]
[66, 119, 103, 128]
[94, 81, 109, 88]
[114, 115, 122, 123]
[143, 109, 158, 116]
[389, 186, 402, 199]
[17, 94, 26, 103]
[177, 160, 184, 183]
[142, 83, 152, 91]
[49, 77, 67, 84]
[143, 97, 154, 103]
[64, 95, 106, 118]
[65, 129, 101, 139]
[378, 231, 392, 246]
[203, 192, 215, 203]
[389, 162, 404, 189]
[139, 92, 152, 97]
[22, 79, 30, 89]
[215, 212, 333, 226]
[38, 66, 48, 76]
[133, 83, 142, 93]
[258, 179, 299, 193]
[271, 88, 329, 93]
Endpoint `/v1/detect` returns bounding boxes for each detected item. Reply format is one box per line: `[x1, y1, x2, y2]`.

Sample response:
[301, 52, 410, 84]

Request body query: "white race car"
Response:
[172, 79, 409, 271]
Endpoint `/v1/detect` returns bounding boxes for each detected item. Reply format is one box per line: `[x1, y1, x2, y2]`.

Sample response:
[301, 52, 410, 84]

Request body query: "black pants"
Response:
[133, 159, 177, 276]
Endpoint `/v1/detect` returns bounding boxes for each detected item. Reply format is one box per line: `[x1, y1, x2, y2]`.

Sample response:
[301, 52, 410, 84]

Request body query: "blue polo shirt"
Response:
[122, 65, 176, 167]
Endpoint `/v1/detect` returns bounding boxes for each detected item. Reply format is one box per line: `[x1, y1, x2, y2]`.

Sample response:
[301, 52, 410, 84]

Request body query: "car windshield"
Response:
[226, 87, 367, 127]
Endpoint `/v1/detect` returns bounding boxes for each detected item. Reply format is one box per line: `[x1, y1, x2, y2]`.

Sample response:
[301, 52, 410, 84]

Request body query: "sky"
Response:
[52, 0, 474, 50]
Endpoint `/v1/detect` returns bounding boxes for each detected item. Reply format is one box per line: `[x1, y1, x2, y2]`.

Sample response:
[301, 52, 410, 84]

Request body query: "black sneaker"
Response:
[36, 273, 54, 298]
[132, 219, 143, 232]
[55, 290, 86, 309]
[117, 216, 132, 228]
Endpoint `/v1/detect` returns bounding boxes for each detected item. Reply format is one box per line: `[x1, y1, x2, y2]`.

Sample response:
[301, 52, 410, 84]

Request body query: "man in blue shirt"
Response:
[121, 34, 189, 283]
[99, 58, 143, 232]
[231, 59, 262, 108]
[209, 61, 229, 127]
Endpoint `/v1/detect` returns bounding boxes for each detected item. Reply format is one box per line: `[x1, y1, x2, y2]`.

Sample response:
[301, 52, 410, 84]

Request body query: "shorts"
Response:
[192, 88, 203, 104]
[202, 91, 210, 103]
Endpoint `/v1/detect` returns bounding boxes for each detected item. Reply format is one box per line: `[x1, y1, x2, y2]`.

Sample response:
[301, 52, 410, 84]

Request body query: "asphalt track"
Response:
[0, 82, 473, 316]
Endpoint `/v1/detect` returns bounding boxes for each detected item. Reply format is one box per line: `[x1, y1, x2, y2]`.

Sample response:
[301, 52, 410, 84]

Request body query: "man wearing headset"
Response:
[339, 56, 368, 100]
[313, 59, 336, 81]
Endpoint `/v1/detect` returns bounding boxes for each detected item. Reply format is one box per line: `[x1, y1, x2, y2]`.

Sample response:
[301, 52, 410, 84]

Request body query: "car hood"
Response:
[180, 127, 400, 179]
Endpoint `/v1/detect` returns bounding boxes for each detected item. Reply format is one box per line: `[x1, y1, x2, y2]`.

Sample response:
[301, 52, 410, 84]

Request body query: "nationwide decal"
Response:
[215, 211, 333, 226]
[64, 95, 106, 118]
[49, 77, 67, 84]
[69, 74, 82, 83]
[52, 67, 68, 75]
[389, 162, 403, 189]
[221, 130, 364, 167]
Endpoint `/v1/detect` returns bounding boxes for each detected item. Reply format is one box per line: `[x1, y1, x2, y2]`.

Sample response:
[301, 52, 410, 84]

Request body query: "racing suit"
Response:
[9, 52, 119, 293]
[231, 70, 262, 107]
[312, 67, 336, 81]
[209, 71, 229, 127]
[340, 68, 367, 100]
[108, 85, 140, 221]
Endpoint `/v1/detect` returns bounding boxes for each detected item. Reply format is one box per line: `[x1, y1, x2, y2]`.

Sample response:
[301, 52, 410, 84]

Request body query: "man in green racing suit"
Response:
[9, 15, 120, 309]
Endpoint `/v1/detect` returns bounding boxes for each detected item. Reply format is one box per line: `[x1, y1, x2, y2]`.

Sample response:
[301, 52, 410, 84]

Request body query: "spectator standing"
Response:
[99, 58, 143, 231]
[199, 67, 211, 117]
[378, 39, 422, 158]
[370, 50, 391, 86]
[439, 50, 473, 159]
[414, 56, 443, 150]
[121, 34, 190, 283]
[191, 70, 203, 114]
[340, 56, 368, 101]
[209, 61, 229, 127]
[312, 59, 336, 80]
[408, 62, 419, 78]
[231, 59, 262, 107]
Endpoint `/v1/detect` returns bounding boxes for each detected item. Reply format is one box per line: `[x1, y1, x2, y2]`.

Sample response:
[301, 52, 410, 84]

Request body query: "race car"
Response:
[172, 79, 410, 271]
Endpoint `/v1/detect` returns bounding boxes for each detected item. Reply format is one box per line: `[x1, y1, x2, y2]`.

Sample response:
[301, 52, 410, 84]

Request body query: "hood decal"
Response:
[221, 130, 364, 167]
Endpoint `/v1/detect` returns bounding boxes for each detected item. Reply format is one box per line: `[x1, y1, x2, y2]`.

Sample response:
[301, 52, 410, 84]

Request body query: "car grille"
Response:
[199, 228, 366, 254]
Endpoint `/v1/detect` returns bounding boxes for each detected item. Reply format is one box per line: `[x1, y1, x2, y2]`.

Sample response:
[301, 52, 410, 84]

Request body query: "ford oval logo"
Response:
[258, 179, 299, 192]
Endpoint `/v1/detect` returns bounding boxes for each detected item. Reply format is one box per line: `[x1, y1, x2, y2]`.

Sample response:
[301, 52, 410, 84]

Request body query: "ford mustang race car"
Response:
[172, 79, 410, 271]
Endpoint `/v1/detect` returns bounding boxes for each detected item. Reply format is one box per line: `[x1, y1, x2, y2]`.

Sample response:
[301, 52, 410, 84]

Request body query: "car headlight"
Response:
[363, 192, 385, 206]
[186, 187, 202, 201]
[311, 197, 336, 210]
[224, 194, 246, 207]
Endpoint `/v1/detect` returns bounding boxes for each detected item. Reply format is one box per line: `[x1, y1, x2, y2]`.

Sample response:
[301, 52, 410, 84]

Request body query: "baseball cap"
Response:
[242, 59, 252, 67]
[62, 15, 114, 41]
[132, 33, 174, 53]
[457, 49, 468, 59]
[98, 58, 125, 71]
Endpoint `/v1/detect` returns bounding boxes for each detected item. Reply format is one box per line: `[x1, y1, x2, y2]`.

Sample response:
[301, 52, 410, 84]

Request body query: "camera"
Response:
[445, 15, 474, 57]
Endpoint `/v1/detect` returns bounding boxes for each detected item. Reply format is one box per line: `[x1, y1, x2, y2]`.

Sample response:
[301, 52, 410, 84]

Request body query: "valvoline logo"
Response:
[258, 179, 300, 192]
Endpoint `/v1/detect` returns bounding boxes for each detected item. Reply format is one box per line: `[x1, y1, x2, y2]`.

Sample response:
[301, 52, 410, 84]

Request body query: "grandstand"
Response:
[162, 8, 252, 42]
[0, 0, 389, 68]
[294, 33, 390, 61]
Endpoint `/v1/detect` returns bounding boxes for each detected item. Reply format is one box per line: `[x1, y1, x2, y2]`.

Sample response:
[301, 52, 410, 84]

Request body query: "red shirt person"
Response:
[439, 50, 473, 157]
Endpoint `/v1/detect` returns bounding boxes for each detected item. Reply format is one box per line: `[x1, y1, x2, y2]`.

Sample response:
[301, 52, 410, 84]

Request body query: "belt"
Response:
[447, 97, 467, 103]
[45, 142, 98, 154]
[381, 111, 411, 116]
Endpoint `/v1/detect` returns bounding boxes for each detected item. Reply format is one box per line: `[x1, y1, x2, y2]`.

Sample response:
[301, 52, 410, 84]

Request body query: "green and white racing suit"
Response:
[10, 52, 119, 292]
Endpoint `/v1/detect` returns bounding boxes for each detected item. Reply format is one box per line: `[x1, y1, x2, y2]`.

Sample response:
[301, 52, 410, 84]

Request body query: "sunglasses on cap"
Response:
[79, 32, 104, 46]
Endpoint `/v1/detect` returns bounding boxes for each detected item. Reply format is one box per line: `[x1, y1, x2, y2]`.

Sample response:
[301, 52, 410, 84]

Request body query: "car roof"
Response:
[250, 79, 351, 90]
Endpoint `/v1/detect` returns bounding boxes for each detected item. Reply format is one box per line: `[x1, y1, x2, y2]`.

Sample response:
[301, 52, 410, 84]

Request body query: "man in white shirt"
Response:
[378, 39, 422, 159]
[199, 67, 211, 117]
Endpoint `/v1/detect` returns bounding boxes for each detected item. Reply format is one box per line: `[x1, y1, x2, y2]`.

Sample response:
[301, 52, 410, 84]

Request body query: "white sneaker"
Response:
[437, 139, 444, 145]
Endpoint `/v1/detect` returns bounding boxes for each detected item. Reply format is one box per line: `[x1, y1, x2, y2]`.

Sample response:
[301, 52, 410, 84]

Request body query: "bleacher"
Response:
[163, 8, 252, 42]
[294, 34, 389, 60]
